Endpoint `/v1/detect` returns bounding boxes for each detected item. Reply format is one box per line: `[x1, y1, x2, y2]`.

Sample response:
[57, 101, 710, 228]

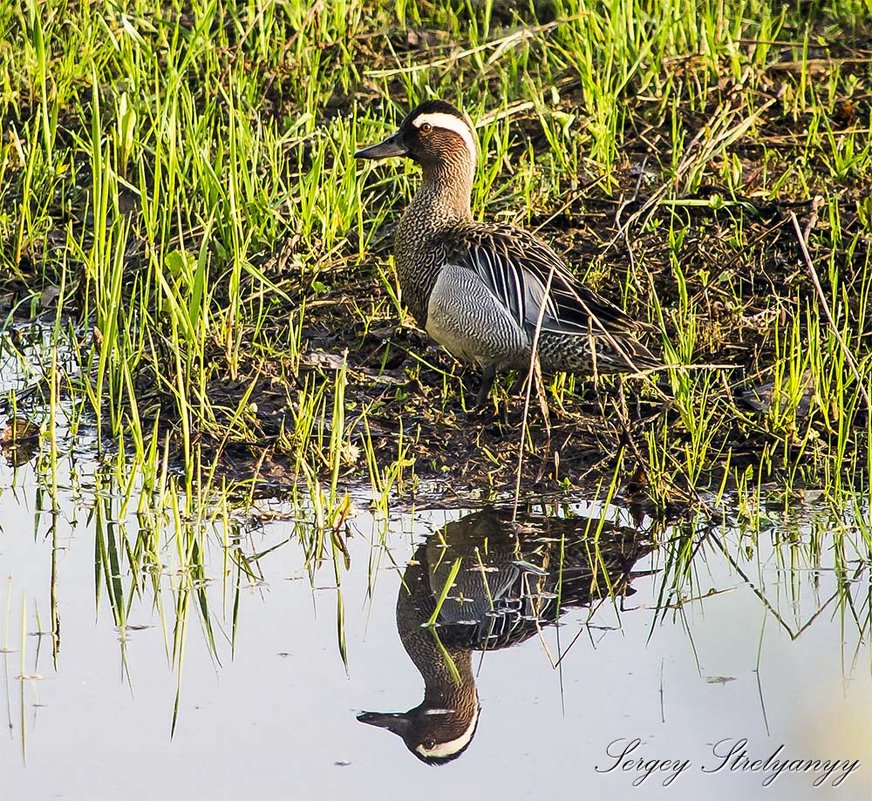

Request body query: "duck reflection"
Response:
[358, 507, 654, 764]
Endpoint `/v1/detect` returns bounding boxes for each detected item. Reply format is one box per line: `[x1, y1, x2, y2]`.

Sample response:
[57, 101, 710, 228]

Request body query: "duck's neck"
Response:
[397, 558, 478, 715]
[400, 156, 475, 235]
[416, 634, 476, 709]
[416, 158, 474, 222]
[393, 157, 474, 327]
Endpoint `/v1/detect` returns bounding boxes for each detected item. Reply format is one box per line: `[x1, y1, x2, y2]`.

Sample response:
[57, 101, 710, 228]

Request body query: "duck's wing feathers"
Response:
[447, 224, 648, 339]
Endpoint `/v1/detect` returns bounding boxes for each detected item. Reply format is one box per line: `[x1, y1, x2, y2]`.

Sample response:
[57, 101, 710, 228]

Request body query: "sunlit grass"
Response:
[2, 0, 870, 510]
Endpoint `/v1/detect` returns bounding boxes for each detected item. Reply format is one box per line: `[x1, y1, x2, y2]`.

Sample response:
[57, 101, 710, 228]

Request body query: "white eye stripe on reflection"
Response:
[413, 112, 477, 161]
[413, 705, 480, 759]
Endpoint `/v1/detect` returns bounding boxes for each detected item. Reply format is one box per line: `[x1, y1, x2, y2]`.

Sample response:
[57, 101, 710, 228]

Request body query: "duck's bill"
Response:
[356, 710, 410, 735]
[354, 132, 408, 160]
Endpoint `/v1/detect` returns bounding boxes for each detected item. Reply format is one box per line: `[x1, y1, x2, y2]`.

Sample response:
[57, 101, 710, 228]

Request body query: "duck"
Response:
[356, 507, 654, 764]
[355, 99, 661, 406]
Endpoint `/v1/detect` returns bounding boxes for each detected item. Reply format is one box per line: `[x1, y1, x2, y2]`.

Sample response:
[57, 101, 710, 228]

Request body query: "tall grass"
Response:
[0, 0, 870, 511]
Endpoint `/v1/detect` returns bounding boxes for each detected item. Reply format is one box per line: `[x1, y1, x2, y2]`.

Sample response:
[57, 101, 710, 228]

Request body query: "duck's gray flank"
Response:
[355, 99, 660, 404]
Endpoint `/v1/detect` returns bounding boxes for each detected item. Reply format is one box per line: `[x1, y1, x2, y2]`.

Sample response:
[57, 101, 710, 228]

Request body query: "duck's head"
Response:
[354, 99, 478, 176]
[357, 699, 481, 765]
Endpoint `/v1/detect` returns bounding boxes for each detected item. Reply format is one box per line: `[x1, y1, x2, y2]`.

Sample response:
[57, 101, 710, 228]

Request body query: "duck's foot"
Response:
[474, 365, 497, 408]
[469, 406, 508, 432]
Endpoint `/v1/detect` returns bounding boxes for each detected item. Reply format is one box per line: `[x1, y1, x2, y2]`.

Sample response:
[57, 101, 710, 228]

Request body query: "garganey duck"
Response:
[355, 99, 661, 405]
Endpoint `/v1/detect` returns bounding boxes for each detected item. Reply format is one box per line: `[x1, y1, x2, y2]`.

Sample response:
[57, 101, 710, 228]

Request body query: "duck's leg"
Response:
[476, 364, 497, 407]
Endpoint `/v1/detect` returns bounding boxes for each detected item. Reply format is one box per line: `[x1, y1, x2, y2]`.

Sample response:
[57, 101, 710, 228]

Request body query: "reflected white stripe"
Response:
[414, 704, 480, 759]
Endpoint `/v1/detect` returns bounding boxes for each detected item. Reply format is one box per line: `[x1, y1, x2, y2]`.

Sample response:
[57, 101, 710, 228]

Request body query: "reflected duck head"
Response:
[357, 700, 481, 765]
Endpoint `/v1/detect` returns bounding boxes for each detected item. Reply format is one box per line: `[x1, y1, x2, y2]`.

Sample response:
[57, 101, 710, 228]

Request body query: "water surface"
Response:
[1, 330, 870, 801]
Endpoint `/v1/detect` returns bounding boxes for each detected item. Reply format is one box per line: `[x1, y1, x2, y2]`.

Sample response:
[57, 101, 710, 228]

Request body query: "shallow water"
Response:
[1, 331, 871, 801]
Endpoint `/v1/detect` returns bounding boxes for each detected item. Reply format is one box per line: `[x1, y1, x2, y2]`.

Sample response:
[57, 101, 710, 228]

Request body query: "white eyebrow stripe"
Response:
[413, 705, 480, 759]
[414, 112, 477, 162]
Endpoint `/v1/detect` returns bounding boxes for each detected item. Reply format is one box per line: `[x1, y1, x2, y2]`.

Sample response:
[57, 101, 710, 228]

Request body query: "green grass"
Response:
[0, 0, 870, 512]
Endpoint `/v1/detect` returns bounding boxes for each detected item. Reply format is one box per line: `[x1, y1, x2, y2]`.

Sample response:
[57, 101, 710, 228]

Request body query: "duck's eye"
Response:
[419, 122, 432, 134]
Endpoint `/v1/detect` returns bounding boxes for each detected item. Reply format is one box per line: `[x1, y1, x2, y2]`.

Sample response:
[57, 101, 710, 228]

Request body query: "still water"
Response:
[1, 334, 870, 801]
